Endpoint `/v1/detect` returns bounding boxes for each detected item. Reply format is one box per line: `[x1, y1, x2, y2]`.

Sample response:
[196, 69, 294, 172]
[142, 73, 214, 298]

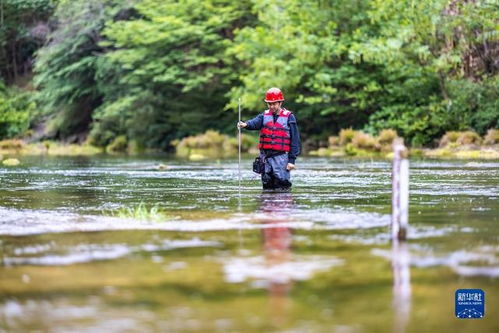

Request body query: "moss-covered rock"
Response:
[2, 158, 20, 166]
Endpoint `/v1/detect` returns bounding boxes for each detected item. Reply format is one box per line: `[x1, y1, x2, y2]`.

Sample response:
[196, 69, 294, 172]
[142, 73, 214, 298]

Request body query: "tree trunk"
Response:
[11, 42, 18, 81]
[438, 71, 449, 101]
[0, 0, 4, 27]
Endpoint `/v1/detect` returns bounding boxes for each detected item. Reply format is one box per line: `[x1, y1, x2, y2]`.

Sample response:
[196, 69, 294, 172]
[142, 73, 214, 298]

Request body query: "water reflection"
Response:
[259, 191, 295, 326]
[391, 240, 411, 333]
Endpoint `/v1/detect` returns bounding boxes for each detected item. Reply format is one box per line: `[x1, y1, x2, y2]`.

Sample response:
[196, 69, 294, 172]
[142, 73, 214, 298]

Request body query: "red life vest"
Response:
[259, 109, 292, 152]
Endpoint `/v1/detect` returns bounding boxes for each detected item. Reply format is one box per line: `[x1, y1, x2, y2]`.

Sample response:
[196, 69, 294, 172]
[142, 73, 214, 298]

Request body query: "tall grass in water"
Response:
[107, 202, 178, 222]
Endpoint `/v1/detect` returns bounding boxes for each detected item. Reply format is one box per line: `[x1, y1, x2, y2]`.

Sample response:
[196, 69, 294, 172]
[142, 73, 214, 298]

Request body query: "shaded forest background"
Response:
[0, 0, 497, 151]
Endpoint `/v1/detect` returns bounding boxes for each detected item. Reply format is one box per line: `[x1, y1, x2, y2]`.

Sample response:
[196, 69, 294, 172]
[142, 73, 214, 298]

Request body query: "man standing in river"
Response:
[237, 87, 301, 191]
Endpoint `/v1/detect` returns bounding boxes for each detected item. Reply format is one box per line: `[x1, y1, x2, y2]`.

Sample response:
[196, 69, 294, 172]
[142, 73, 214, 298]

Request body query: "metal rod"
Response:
[391, 138, 409, 241]
[238, 98, 241, 189]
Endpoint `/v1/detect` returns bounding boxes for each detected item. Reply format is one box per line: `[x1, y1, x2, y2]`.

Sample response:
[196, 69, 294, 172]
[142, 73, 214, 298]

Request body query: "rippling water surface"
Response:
[1, 156, 498, 332]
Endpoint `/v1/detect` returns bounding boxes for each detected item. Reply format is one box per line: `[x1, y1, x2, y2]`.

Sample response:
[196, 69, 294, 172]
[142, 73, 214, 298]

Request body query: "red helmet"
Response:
[264, 87, 284, 103]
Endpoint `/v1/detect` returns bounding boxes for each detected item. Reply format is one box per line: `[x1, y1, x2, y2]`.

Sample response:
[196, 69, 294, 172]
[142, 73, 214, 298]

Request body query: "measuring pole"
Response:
[238, 98, 242, 189]
[392, 138, 409, 241]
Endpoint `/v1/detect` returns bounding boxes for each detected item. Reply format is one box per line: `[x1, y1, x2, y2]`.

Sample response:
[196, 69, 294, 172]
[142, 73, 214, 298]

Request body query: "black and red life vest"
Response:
[259, 109, 292, 152]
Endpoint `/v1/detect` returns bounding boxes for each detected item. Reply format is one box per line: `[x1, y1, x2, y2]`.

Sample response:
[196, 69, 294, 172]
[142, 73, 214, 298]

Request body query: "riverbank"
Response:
[1, 129, 498, 163]
[309, 145, 499, 159]
[0, 140, 103, 158]
[309, 129, 499, 159]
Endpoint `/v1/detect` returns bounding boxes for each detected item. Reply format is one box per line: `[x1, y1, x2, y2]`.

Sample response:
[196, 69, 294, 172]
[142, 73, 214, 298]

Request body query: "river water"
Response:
[0, 156, 498, 332]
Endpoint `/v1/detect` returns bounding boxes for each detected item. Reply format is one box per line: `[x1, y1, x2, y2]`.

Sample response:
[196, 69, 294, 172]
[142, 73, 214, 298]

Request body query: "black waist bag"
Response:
[252, 156, 265, 174]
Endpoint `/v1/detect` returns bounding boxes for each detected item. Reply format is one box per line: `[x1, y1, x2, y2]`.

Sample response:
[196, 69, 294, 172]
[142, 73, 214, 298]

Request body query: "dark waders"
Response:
[260, 152, 292, 190]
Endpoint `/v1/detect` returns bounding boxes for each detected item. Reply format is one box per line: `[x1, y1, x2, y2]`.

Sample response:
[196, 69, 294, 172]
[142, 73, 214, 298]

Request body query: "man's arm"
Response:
[239, 114, 263, 130]
[288, 114, 301, 164]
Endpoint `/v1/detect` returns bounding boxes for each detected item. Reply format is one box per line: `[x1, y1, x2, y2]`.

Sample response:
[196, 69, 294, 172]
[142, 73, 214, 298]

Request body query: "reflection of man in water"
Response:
[259, 191, 295, 325]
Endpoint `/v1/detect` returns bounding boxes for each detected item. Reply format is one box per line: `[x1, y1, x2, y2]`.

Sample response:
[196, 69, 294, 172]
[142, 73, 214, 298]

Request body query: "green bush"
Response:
[447, 78, 499, 135]
[106, 135, 128, 153]
[0, 85, 35, 140]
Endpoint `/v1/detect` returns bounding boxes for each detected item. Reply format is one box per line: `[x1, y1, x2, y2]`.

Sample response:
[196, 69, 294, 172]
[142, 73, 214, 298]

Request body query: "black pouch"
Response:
[252, 156, 265, 174]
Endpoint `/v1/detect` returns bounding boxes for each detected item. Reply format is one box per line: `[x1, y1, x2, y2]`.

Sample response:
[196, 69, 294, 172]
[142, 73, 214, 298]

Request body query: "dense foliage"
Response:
[90, 0, 254, 149]
[0, 0, 497, 147]
[0, 0, 54, 84]
[0, 81, 34, 139]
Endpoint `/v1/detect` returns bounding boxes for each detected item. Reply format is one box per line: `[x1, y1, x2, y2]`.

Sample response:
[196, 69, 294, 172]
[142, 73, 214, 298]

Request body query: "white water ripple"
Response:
[2, 239, 220, 266]
[0, 207, 390, 236]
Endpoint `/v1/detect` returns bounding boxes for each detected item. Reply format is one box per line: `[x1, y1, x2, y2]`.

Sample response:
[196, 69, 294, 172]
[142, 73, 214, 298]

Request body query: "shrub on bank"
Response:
[106, 135, 128, 153]
[483, 129, 498, 145]
[0, 139, 102, 156]
[377, 129, 398, 146]
[456, 131, 482, 146]
[351, 131, 378, 150]
[0, 139, 25, 150]
[328, 136, 340, 147]
[318, 127, 498, 159]
[0, 86, 34, 140]
[339, 128, 356, 146]
[439, 130, 482, 147]
[172, 130, 257, 159]
[439, 131, 461, 147]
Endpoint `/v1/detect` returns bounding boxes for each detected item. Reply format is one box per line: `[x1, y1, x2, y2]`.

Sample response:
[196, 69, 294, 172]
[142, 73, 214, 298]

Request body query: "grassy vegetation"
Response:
[104, 202, 179, 222]
[171, 130, 258, 160]
[310, 129, 401, 158]
[1, 128, 497, 161]
[0, 139, 103, 156]
[310, 129, 499, 159]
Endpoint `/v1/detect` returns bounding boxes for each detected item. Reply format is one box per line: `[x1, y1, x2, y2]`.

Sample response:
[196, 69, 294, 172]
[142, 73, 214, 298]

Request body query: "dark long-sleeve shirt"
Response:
[244, 111, 301, 164]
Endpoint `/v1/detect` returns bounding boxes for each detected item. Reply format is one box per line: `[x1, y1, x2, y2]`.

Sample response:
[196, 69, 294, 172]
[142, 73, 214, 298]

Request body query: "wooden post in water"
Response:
[392, 138, 409, 241]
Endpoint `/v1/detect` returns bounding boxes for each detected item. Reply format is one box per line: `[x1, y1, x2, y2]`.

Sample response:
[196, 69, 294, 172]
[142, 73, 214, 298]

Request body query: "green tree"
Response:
[0, 80, 35, 139]
[90, 0, 254, 149]
[0, 0, 54, 83]
[354, 0, 498, 144]
[228, 0, 382, 138]
[34, 0, 129, 141]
